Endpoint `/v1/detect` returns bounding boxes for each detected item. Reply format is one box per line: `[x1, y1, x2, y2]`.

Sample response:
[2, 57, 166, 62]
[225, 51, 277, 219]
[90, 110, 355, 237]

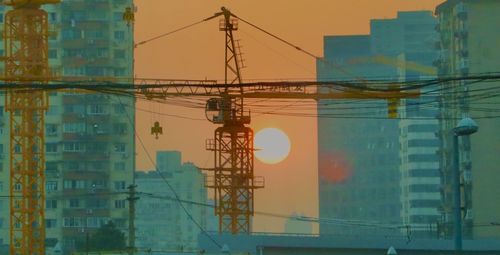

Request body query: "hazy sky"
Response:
[133, 0, 444, 233]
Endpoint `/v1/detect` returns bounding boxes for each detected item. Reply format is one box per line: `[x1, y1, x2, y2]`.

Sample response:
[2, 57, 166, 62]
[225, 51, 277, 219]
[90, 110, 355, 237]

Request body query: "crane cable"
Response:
[134, 13, 221, 48]
[232, 13, 369, 82]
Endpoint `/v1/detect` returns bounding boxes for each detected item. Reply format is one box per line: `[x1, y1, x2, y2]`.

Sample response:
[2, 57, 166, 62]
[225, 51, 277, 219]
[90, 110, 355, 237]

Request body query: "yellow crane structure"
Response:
[139, 7, 420, 234]
[1, 0, 59, 254]
[347, 54, 437, 76]
[0, 3, 421, 253]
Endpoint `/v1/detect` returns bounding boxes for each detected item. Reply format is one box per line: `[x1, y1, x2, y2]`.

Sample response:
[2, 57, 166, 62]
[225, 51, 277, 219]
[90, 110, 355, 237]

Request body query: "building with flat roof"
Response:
[0, 1, 135, 253]
[136, 151, 208, 251]
[316, 11, 438, 237]
[435, 0, 500, 239]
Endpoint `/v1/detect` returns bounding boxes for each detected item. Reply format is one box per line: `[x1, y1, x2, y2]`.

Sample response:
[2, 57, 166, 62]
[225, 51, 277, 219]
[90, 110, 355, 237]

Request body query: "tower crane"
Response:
[138, 7, 420, 234]
[0, 4, 421, 254]
[1, 0, 59, 254]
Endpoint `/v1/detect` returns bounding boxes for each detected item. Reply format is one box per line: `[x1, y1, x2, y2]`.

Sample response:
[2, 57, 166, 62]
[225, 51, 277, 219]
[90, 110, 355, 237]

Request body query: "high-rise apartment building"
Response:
[317, 34, 401, 236]
[435, 0, 500, 239]
[388, 12, 441, 238]
[0, 1, 135, 253]
[399, 78, 441, 238]
[136, 151, 207, 251]
[317, 11, 437, 237]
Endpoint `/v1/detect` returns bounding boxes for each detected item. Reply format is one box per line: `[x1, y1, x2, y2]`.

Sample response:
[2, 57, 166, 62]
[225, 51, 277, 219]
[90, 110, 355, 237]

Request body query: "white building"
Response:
[136, 151, 208, 251]
[399, 82, 441, 238]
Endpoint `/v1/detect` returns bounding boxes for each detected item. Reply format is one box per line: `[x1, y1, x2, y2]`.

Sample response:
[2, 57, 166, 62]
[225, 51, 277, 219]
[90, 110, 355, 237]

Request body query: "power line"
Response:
[115, 95, 223, 249]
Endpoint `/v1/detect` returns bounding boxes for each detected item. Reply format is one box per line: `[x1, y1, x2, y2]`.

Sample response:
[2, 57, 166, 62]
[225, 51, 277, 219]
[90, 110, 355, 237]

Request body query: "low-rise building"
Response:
[136, 151, 208, 251]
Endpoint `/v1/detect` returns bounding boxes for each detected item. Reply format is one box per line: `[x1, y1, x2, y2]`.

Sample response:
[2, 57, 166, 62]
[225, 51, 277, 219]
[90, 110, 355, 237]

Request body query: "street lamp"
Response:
[452, 117, 478, 254]
[387, 246, 397, 255]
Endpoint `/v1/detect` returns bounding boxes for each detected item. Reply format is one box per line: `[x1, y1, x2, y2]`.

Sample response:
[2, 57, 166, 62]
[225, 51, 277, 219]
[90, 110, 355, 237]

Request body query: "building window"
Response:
[46, 143, 58, 153]
[45, 161, 58, 172]
[114, 31, 125, 40]
[64, 104, 85, 114]
[46, 200, 57, 209]
[113, 123, 127, 135]
[114, 162, 125, 171]
[114, 181, 126, 190]
[62, 122, 86, 133]
[48, 12, 57, 22]
[115, 200, 126, 209]
[114, 49, 125, 59]
[114, 104, 126, 114]
[114, 143, 126, 153]
[49, 49, 57, 59]
[68, 199, 80, 208]
[63, 217, 84, 228]
[46, 181, 58, 191]
[114, 68, 126, 76]
[88, 104, 107, 115]
[97, 48, 109, 57]
[63, 180, 86, 190]
[46, 219, 57, 229]
[87, 217, 110, 228]
[113, 12, 123, 21]
[63, 142, 85, 152]
[113, 219, 127, 228]
[46, 124, 58, 136]
[87, 199, 108, 209]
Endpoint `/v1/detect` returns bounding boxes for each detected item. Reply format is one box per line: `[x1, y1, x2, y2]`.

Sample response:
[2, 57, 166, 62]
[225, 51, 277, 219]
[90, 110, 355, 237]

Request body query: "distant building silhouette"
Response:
[136, 151, 208, 251]
[317, 11, 438, 237]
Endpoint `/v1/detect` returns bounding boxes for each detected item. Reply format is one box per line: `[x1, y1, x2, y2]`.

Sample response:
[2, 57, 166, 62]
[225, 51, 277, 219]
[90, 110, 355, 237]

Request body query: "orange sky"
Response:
[133, 0, 445, 233]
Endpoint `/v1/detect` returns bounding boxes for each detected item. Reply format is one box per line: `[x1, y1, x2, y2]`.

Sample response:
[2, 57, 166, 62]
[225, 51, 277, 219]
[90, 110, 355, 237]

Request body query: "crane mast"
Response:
[2, 1, 59, 254]
[204, 7, 264, 234]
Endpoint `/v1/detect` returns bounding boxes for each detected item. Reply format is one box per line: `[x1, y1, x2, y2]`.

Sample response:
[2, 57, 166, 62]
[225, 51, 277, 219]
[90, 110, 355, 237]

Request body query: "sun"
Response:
[254, 128, 291, 164]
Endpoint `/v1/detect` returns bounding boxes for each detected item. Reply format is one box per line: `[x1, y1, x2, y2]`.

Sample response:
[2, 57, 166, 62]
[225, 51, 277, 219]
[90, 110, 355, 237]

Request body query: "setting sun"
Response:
[254, 128, 291, 164]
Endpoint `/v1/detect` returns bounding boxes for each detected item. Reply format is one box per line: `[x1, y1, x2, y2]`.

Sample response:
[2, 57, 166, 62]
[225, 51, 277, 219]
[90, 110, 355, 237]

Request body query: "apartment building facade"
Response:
[435, 0, 500, 239]
[0, 0, 135, 253]
[317, 11, 438, 237]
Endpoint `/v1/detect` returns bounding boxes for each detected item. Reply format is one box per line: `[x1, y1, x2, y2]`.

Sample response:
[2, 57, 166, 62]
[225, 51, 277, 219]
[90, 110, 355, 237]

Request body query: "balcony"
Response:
[62, 113, 85, 122]
[454, 28, 468, 39]
[63, 208, 110, 218]
[62, 151, 110, 161]
[62, 95, 86, 104]
[458, 59, 469, 73]
[454, 2, 467, 20]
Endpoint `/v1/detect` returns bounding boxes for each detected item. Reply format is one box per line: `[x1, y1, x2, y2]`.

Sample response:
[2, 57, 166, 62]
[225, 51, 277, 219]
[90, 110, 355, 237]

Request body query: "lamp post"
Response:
[387, 246, 397, 255]
[452, 117, 478, 254]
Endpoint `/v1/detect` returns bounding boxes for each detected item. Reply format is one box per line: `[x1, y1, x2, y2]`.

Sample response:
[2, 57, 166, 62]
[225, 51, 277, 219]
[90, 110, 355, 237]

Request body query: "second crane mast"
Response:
[2, 0, 59, 254]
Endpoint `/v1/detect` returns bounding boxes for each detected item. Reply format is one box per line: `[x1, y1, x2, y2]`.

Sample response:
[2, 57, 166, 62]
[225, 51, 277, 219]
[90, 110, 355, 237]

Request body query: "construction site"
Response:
[0, 0, 499, 255]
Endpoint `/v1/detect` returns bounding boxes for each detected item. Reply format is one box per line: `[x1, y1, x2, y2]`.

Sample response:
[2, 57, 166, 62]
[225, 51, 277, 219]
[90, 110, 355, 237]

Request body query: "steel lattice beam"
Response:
[4, 8, 50, 255]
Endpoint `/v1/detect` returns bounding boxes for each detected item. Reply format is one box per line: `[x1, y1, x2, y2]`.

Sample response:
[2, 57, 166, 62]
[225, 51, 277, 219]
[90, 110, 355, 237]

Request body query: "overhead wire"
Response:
[114, 95, 223, 249]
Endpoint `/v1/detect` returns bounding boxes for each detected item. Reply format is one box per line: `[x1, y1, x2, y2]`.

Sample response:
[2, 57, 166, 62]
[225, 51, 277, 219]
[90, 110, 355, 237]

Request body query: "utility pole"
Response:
[127, 184, 139, 255]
